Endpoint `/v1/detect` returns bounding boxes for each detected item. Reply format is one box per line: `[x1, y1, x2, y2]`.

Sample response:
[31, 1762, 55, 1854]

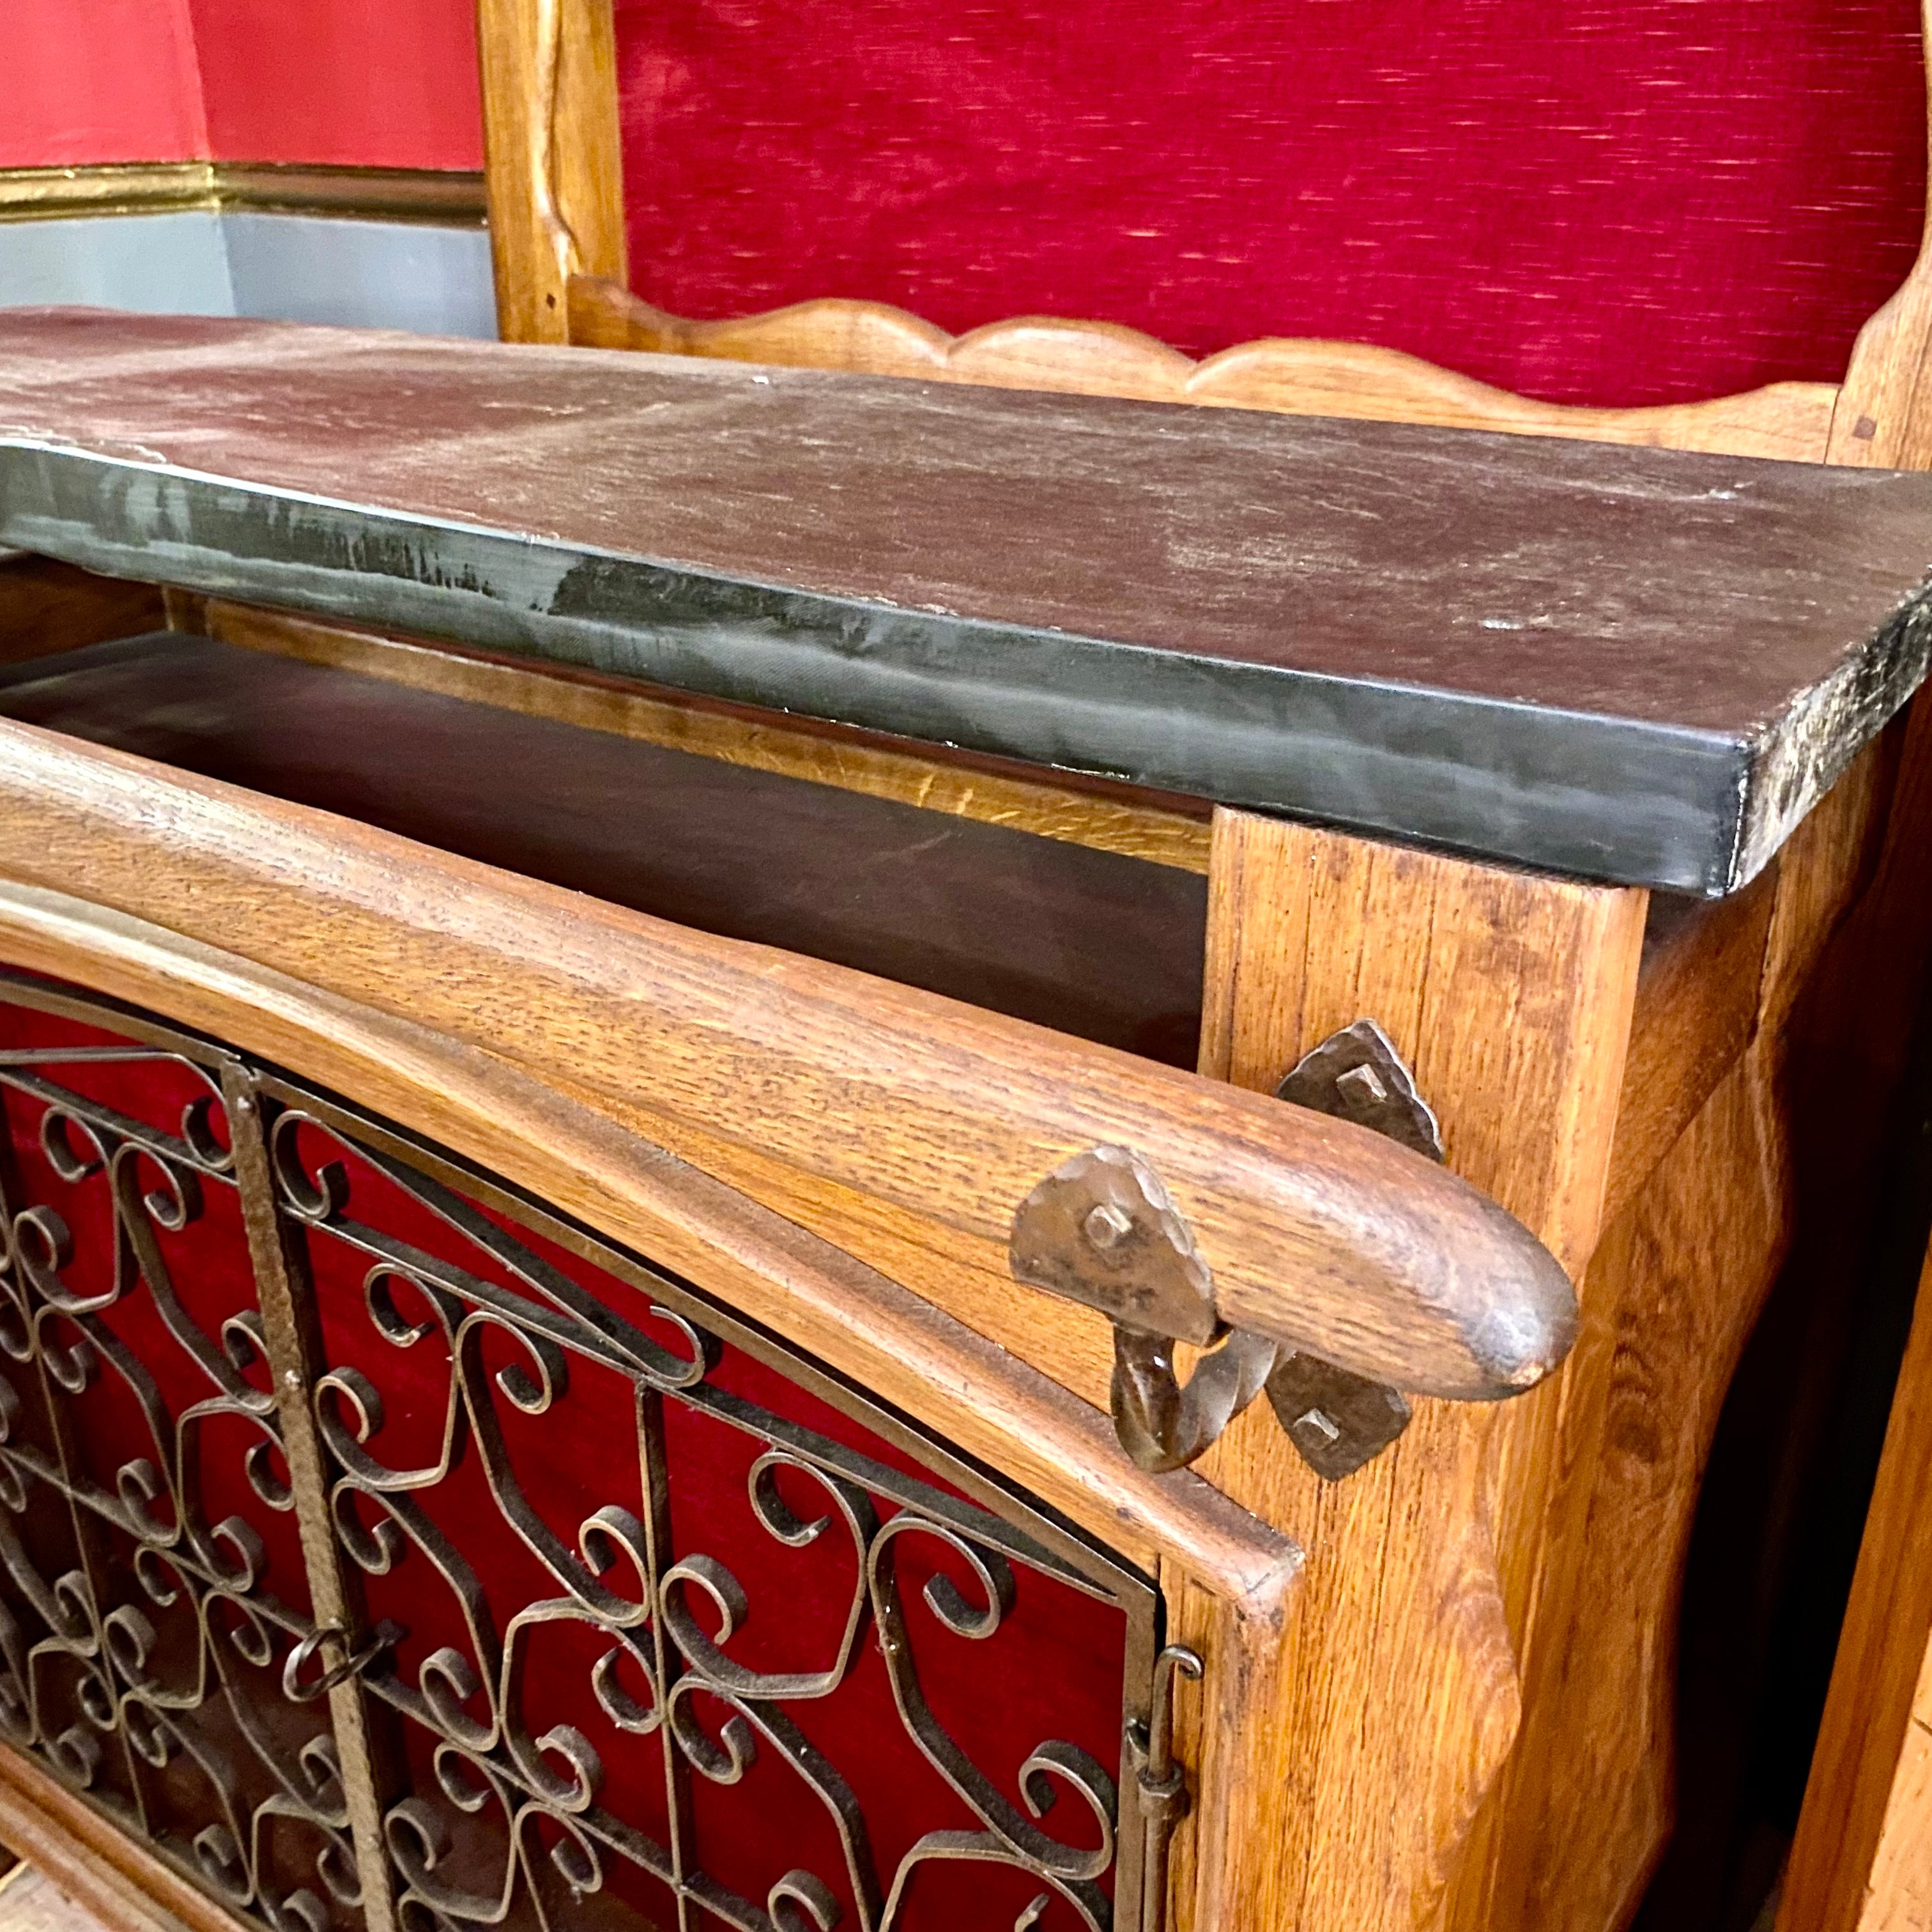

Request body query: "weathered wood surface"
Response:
[3, 309, 1932, 891]
[1188, 809, 1648, 1932]
[0, 717, 1573, 1401]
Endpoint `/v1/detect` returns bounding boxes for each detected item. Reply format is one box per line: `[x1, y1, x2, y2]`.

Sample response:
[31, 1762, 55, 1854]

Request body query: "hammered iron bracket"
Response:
[1008, 1018, 1443, 1482]
[1267, 1017, 1442, 1480]
[1008, 1145, 1275, 1473]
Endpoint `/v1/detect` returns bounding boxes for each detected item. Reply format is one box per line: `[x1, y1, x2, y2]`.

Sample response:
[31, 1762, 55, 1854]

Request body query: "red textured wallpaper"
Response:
[0, 0, 206, 167]
[615, 0, 1929, 408]
[188, 0, 484, 171]
[1, 0, 481, 173]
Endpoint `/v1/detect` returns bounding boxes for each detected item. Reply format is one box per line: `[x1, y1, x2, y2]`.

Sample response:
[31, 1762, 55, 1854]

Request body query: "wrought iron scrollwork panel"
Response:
[272, 1105, 1148, 1932]
[0, 974, 1163, 1932]
[0, 992, 363, 1931]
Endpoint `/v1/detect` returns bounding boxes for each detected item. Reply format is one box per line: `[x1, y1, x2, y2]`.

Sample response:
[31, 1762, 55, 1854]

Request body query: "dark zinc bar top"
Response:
[2, 307, 1930, 894]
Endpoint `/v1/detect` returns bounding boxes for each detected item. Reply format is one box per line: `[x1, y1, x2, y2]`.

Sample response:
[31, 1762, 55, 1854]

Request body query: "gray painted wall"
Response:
[222, 215, 496, 337]
[0, 211, 497, 339]
[0, 212, 233, 315]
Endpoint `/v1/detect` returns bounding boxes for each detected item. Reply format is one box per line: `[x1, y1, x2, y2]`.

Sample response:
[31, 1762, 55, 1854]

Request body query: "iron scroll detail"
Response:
[0, 972, 1171, 1932]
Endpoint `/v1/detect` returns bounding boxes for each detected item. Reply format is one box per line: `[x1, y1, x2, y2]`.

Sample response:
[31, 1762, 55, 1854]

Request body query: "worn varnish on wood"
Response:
[4, 309, 1932, 891]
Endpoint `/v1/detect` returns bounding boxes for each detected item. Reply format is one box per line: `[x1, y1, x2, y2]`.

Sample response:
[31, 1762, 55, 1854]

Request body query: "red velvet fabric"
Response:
[615, 0, 1928, 406]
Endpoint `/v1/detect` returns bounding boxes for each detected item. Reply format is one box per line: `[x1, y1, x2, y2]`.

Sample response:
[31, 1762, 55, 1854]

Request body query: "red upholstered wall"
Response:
[615, 0, 1931, 409]
[0, 0, 206, 167]
[2, 0, 482, 172]
[187, 0, 484, 171]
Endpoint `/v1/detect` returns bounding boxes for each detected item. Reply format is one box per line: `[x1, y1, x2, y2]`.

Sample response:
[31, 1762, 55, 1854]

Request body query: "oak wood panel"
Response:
[1498, 1052, 1794, 1932]
[1827, 7, 1932, 470]
[1860, 1678, 1932, 1932]
[479, 0, 625, 343]
[0, 556, 163, 665]
[1459, 724, 1910, 1932]
[0, 879, 1295, 1608]
[1779, 1244, 1932, 1932]
[569, 274, 1840, 461]
[186, 596, 1213, 873]
[1602, 870, 1779, 1227]
[1186, 809, 1648, 1932]
[0, 1744, 236, 1932]
[576, 1088, 1118, 1411]
[0, 721, 1572, 1400]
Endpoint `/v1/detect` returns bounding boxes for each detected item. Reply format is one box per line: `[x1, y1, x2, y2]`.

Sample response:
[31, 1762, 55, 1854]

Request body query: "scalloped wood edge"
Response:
[568, 274, 1841, 462]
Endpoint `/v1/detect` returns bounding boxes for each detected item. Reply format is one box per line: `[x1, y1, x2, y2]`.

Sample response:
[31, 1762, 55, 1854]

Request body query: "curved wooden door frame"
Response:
[477, 0, 1932, 463]
[0, 875, 1301, 1614]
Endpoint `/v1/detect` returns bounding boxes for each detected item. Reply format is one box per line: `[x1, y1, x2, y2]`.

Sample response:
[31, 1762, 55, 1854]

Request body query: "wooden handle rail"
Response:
[0, 720, 1575, 1399]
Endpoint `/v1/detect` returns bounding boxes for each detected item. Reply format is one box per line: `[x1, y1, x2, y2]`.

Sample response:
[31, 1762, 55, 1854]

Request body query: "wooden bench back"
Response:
[482, 0, 1932, 464]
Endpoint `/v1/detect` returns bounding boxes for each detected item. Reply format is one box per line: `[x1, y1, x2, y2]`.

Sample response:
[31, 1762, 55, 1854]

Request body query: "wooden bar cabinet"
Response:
[0, 308, 1929, 1932]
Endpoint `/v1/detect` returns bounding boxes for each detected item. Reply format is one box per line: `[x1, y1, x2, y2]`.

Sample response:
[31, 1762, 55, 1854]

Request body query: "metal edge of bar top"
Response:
[4, 308, 1932, 896]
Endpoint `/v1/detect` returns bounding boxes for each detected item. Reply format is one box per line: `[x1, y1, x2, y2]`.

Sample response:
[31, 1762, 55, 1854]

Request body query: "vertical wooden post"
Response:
[1177, 810, 1647, 1932]
[1178, 719, 1926, 1932]
[477, 0, 628, 343]
[1777, 1234, 1932, 1932]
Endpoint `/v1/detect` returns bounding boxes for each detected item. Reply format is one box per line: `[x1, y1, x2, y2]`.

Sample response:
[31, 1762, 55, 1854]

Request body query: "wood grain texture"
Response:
[1780, 1243, 1932, 1932]
[190, 597, 1213, 873]
[0, 1743, 236, 1932]
[1187, 807, 1648, 1932]
[569, 274, 1840, 461]
[479, 0, 625, 343]
[1480, 1050, 1793, 1932]
[575, 1089, 1119, 1411]
[0, 556, 162, 665]
[1861, 1676, 1932, 1932]
[1602, 868, 1779, 1226]
[0, 879, 1295, 1609]
[0, 720, 1574, 1400]
[1829, 2, 1932, 470]
[1471, 721, 1919, 1932]
[0, 630, 1209, 1066]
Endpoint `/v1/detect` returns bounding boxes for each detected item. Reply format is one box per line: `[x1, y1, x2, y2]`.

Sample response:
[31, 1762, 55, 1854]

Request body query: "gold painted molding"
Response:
[0, 160, 486, 227]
